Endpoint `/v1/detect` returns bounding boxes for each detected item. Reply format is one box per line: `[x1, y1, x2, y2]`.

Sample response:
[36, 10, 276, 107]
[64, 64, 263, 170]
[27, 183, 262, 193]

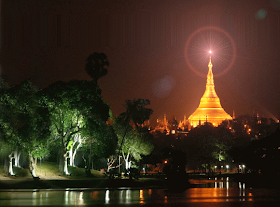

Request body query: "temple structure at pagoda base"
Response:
[188, 55, 232, 127]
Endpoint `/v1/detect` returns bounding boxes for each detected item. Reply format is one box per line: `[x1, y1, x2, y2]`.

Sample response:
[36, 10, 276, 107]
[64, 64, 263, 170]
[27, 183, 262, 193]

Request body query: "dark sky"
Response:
[1, 0, 280, 124]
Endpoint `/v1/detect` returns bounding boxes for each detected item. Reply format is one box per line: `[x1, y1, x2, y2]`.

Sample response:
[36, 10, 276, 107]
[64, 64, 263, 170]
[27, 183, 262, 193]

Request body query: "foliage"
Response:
[114, 120, 153, 161]
[40, 80, 109, 143]
[113, 99, 154, 170]
[85, 52, 109, 82]
[39, 79, 110, 174]
[118, 99, 153, 129]
[80, 124, 117, 171]
[186, 124, 234, 170]
[0, 81, 51, 157]
[0, 80, 51, 176]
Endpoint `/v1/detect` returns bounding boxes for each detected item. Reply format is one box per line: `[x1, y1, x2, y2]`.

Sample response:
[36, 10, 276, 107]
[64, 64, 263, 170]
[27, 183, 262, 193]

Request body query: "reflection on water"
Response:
[0, 179, 279, 206]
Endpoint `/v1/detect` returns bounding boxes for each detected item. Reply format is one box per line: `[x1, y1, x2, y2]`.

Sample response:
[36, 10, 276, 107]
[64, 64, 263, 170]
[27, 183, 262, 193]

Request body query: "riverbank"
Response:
[0, 177, 168, 190]
[1, 169, 280, 190]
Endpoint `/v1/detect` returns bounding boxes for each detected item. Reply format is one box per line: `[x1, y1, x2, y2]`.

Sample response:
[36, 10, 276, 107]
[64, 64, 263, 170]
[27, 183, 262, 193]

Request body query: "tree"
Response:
[119, 99, 153, 129]
[0, 79, 19, 175]
[186, 124, 233, 172]
[113, 120, 153, 170]
[85, 52, 109, 82]
[39, 80, 110, 175]
[113, 99, 154, 171]
[80, 123, 117, 174]
[0, 80, 51, 177]
[117, 99, 153, 153]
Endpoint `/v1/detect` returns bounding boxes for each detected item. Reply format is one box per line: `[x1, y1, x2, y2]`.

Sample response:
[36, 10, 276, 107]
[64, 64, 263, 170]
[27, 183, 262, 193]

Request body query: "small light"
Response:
[209, 50, 212, 54]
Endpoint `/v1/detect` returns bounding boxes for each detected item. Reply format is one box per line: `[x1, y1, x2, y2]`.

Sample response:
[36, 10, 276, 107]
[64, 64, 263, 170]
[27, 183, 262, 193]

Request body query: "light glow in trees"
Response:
[0, 80, 51, 177]
[40, 80, 110, 175]
[114, 99, 154, 171]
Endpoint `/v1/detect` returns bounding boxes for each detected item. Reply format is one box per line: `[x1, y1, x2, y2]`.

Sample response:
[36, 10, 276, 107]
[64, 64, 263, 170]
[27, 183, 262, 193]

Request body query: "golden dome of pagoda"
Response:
[188, 55, 232, 127]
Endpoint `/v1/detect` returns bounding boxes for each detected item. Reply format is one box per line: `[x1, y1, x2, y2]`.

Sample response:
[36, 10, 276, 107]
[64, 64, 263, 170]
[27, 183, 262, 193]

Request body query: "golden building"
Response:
[188, 56, 232, 127]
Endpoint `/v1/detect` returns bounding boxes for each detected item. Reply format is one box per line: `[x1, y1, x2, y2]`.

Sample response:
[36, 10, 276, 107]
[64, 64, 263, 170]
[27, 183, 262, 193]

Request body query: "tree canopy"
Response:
[113, 99, 154, 170]
[0, 80, 51, 176]
[186, 124, 234, 171]
[39, 79, 111, 174]
[85, 52, 109, 82]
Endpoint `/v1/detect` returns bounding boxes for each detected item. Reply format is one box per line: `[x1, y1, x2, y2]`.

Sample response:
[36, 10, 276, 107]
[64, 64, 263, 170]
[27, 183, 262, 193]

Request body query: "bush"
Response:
[13, 167, 30, 177]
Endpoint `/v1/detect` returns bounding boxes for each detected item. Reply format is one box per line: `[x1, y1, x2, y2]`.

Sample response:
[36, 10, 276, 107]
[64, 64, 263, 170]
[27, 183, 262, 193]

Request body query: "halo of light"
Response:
[152, 75, 176, 98]
[255, 9, 267, 20]
[184, 26, 236, 78]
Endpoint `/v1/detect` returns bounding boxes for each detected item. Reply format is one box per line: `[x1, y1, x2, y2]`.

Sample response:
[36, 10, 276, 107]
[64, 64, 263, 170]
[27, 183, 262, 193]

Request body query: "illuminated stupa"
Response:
[188, 53, 232, 127]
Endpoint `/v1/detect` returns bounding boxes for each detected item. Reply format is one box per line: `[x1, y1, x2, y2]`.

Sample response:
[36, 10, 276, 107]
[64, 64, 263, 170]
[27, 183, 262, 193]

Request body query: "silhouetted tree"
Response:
[186, 124, 233, 172]
[85, 52, 109, 82]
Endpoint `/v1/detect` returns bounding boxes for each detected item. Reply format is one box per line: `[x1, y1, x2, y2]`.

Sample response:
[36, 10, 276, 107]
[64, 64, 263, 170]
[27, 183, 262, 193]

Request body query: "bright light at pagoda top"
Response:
[209, 50, 212, 54]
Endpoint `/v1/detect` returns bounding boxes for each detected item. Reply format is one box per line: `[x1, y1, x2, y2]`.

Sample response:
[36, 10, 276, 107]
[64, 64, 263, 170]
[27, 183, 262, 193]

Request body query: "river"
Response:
[0, 178, 280, 206]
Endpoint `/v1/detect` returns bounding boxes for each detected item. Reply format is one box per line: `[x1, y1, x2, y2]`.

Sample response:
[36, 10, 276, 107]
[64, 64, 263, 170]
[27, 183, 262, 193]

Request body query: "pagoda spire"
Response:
[188, 52, 232, 127]
[207, 55, 214, 86]
[208, 55, 212, 68]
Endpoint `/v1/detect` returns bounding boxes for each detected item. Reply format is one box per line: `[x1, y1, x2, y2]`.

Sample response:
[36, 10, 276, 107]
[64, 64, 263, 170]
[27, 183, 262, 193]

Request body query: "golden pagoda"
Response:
[188, 54, 232, 127]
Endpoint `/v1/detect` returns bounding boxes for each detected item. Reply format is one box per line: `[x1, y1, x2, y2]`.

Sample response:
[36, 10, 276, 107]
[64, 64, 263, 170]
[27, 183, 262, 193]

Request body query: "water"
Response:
[0, 179, 280, 206]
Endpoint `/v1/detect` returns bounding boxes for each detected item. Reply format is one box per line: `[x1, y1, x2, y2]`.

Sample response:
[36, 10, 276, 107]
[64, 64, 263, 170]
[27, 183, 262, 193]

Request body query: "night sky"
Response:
[1, 0, 280, 124]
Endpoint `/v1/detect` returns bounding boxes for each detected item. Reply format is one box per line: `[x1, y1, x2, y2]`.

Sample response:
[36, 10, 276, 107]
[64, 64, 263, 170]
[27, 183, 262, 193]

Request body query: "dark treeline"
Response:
[147, 116, 280, 177]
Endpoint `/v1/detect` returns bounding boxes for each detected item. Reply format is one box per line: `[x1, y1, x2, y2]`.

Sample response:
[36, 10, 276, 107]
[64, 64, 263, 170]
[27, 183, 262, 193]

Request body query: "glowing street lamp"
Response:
[226, 165, 229, 172]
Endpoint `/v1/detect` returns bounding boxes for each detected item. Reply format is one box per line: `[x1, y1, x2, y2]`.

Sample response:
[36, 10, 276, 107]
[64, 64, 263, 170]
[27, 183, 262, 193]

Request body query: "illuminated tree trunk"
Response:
[8, 153, 15, 175]
[69, 144, 74, 167]
[14, 148, 21, 167]
[123, 153, 130, 170]
[106, 155, 122, 172]
[69, 135, 82, 167]
[63, 151, 70, 175]
[29, 154, 37, 177]
[72, 141, 81, 167]
[8, 148, 22, 175]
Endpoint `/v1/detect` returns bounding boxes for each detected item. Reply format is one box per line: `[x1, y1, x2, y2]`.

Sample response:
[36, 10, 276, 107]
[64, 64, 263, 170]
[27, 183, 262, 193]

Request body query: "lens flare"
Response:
[185, 26, 236, 78]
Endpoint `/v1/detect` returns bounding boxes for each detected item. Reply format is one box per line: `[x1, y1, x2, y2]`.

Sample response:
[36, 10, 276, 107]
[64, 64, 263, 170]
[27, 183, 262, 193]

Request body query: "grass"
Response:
[0, 162, 105, 179]
[68, 166, 105, 178]
[13, 167, 30, 177]
[0, 165, 31, 178]
[0, 165, 6, 177]
[35, 162, 62, 178]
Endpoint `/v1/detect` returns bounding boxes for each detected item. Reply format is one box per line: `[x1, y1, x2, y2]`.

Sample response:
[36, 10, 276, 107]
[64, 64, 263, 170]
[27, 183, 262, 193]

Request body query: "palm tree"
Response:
[118, 99, 153, 148]
[113, 99, 153, 171]
[85, 52, 109, 82]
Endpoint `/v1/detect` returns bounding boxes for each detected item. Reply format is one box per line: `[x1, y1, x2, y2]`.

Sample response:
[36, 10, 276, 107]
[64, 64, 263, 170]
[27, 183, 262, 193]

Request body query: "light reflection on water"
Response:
[0, 179, 279, 206]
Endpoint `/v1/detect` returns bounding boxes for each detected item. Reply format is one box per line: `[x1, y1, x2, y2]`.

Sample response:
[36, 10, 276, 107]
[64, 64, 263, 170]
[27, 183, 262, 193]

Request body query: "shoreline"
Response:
[1, 173, 280, 190]
[0, 177, 169, 190]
